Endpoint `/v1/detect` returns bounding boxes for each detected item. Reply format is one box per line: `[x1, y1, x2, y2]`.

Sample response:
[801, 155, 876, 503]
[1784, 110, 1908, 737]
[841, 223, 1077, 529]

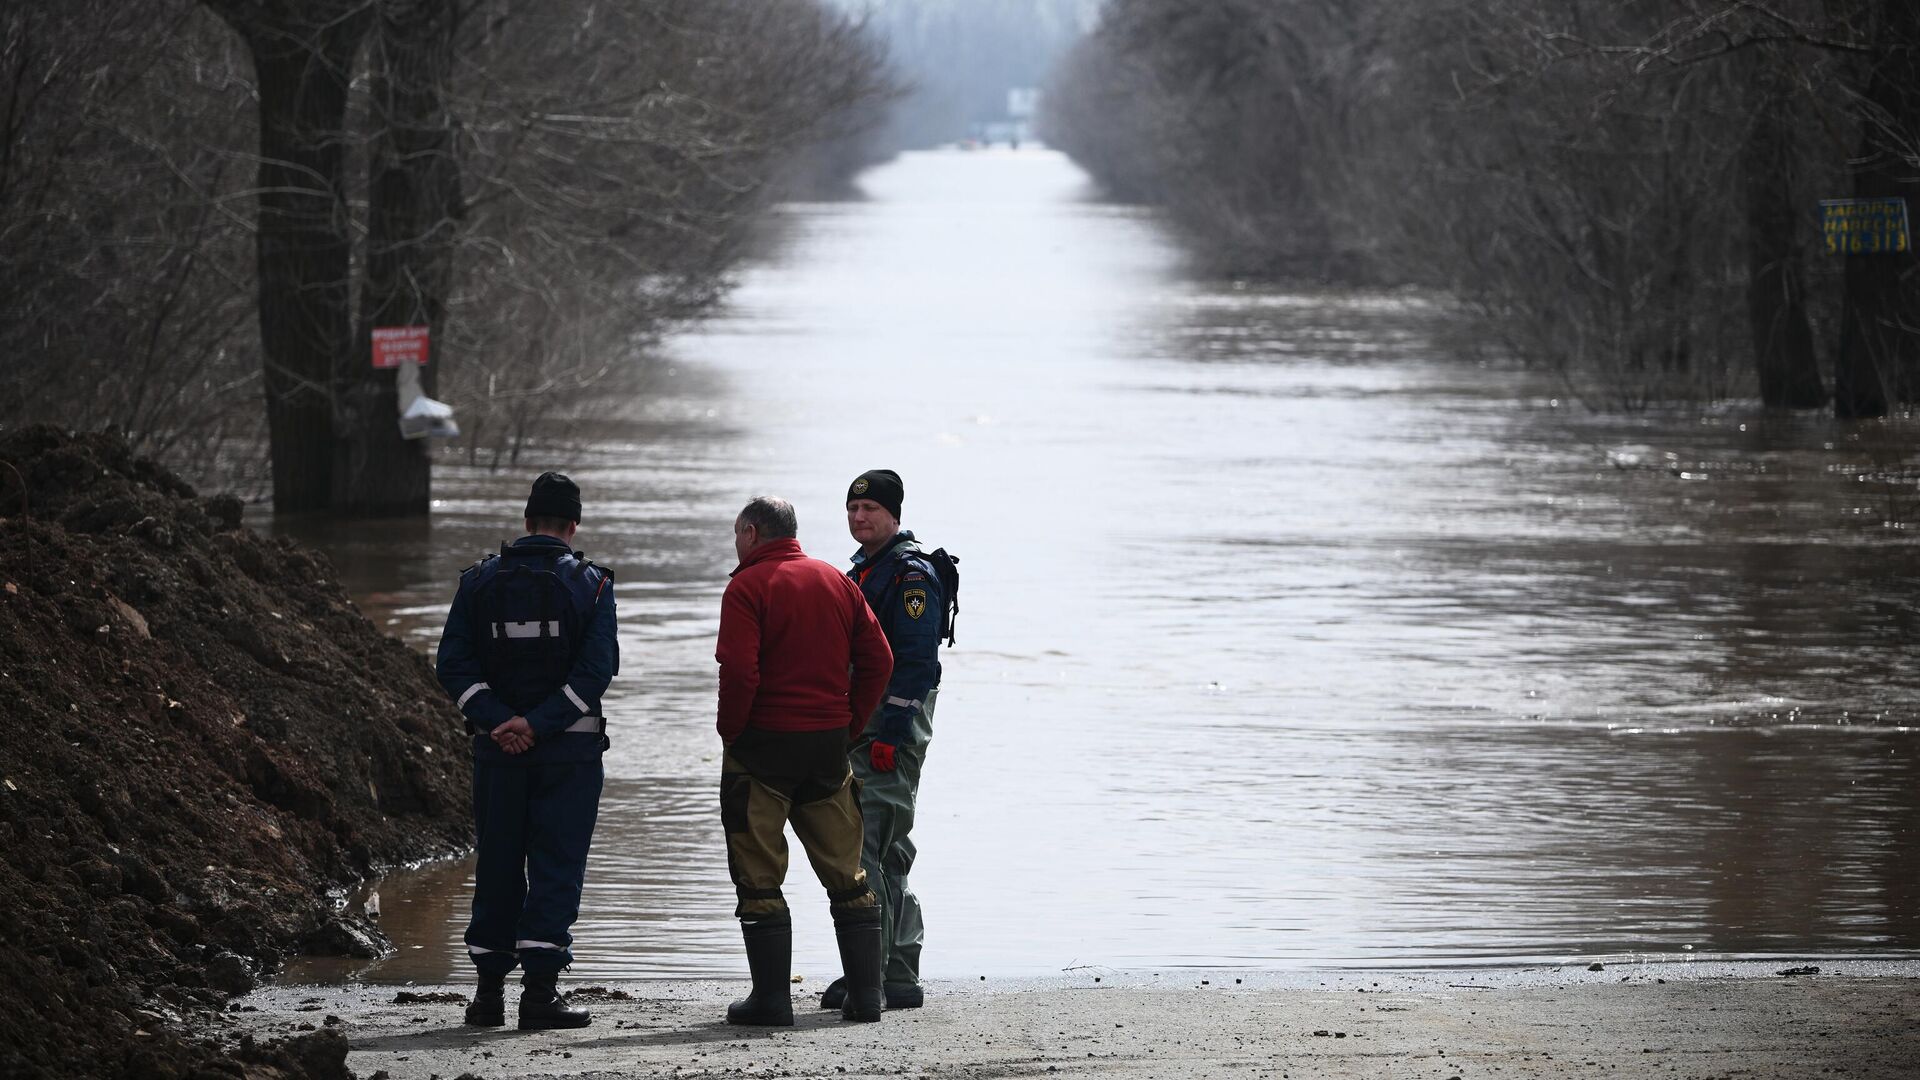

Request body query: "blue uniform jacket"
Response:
[436, 534, 618, 764]
[849, 530, 943, 746]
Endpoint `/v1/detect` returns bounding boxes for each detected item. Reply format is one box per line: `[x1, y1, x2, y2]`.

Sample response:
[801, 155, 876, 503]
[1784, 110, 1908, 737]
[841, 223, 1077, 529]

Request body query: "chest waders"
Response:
[826, 538, 940, 1010]
[721, 729, 885, 1025]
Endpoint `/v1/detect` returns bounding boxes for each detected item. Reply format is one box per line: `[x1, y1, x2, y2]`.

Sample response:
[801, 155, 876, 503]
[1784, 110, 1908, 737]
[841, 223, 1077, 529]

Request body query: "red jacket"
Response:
[716, 538, 894, 741]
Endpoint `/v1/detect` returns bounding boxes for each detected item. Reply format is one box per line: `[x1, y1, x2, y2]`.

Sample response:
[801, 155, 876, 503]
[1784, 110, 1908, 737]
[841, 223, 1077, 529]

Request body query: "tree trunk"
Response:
[209, 2, 370, 513]
[1835, 1, 1920, 419]
[338, 0, 461, 517]
[1743, 45, 1827, 409]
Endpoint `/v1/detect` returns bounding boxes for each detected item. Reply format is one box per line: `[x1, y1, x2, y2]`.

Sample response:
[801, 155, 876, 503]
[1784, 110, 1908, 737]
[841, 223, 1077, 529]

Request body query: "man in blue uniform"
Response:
[822, 469, 945, 1011]
[436, 472, 617, 1031]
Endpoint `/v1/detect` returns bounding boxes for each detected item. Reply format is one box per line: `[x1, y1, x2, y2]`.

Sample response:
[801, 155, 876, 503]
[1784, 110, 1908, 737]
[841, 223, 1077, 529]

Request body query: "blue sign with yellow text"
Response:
[1822, 197, 1911, 255]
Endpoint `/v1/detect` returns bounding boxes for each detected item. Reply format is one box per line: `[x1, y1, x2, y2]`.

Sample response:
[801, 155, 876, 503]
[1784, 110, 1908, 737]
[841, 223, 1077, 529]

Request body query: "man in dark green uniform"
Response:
[823, 468, 945, 1010]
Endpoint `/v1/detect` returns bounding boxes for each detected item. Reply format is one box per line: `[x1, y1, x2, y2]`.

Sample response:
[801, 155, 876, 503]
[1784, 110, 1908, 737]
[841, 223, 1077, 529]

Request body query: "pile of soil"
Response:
[0, 427, 473, 1079]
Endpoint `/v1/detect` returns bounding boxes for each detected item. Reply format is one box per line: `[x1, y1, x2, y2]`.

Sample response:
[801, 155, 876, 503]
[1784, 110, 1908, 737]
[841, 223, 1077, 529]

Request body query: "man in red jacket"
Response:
[716, 496, 895, 1025]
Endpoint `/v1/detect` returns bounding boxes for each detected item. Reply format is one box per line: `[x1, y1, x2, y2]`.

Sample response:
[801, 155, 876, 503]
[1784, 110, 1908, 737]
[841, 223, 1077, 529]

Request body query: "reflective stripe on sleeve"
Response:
[457, 681, 490, 709]
[564, 685, 590, 713]
[886, 695, 921, 710]
[494, 620, 561, 639]
[516, 939, 562, 950]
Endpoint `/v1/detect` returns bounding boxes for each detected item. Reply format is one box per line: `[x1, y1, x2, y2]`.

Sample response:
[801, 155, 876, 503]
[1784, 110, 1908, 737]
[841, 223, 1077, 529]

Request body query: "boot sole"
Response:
[464, 1012, 506, 1027]
[841, 1008, 883, 1023]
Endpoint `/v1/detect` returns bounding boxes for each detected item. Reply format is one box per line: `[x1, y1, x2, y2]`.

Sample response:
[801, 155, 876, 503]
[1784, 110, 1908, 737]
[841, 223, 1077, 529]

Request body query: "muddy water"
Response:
[283, 149, 1920, 983]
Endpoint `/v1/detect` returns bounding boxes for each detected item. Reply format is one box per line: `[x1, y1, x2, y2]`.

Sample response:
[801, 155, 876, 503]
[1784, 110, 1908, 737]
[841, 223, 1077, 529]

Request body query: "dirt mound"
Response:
[0, 427, 472, 1079]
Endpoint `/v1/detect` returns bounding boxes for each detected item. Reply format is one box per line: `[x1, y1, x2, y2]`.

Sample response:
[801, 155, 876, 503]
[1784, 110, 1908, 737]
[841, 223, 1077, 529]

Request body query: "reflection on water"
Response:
[280, 149, 1920, 983]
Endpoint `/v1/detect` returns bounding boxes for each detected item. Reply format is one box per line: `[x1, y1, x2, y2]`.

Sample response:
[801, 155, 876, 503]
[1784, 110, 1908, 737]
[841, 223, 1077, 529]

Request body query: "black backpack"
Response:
[913, 547, 961, 647]
[475, 548, 588, 679]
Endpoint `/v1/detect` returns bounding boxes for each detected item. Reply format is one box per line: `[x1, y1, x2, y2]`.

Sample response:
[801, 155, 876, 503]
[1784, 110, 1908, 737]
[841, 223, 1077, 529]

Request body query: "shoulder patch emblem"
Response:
[903, 588, 927, 620]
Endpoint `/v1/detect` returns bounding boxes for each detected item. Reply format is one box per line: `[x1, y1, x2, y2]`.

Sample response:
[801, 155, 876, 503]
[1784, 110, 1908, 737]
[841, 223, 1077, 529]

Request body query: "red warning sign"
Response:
[372, 326, 430, 368]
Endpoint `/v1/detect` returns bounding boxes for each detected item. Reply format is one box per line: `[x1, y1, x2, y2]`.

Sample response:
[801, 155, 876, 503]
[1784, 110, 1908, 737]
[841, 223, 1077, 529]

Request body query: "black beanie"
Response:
[524, 471, 582, 523]
[847, 469, 903, 520]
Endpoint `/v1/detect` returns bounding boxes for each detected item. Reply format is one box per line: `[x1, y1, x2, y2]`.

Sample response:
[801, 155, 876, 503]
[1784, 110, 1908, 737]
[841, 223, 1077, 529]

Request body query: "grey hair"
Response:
[738, 495, 797, 540]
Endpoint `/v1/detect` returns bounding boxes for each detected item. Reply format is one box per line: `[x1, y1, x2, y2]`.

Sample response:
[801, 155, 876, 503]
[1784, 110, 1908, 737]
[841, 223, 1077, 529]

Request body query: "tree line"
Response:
[1041, 0, 1920, 416]
[1, 0, 896, 514]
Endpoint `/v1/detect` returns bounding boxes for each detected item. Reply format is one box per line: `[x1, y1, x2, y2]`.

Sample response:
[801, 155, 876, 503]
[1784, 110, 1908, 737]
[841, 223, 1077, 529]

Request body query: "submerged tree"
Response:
[3, 0, 895, 507]
[341, 0, 461, 516]
[1044, 0, 1917, 414]
[1835, 0, 1920, 418]
[200, 0, 370, 513]
[1742, 40, 1828, 410]
[1043, 0, 1360, 279]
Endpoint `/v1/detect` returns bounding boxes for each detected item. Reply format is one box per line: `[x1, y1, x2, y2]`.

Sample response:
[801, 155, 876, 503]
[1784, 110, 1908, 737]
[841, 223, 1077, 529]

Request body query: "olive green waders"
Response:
[851, 688, 934, 991]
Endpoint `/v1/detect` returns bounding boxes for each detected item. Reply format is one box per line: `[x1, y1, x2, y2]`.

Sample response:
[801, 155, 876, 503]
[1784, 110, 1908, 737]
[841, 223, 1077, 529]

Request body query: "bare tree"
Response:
[196, 0, 371, 512]
[1834, 0, 1920, 417]
[5, 0, 895, 500]
[1742, 40, 1829, 408]
[1045, 0, 1364, 279]
[339, 0, 460, 515]
[1044, 0, 1910, 412]
[435, 0, 898, 466]
[1, 2, 261, 469]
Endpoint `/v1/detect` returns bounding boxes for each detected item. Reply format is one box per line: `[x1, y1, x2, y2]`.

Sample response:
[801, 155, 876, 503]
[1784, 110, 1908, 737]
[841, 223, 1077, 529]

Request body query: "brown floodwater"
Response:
[280, 149, 1920, 983]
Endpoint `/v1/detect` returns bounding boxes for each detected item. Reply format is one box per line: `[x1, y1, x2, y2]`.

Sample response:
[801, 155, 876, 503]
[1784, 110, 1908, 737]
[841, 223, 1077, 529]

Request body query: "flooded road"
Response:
[284, 149, 1920, 982]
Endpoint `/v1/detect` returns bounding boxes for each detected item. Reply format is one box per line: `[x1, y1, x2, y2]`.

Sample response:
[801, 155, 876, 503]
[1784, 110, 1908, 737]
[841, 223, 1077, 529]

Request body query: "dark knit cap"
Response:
[847, 469, 903, 520]
[524, 471, 582, 523]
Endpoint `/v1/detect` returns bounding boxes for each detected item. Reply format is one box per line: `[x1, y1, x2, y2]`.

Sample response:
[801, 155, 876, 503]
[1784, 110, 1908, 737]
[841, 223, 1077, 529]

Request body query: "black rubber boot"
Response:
[464, 972, 506, 1027]
[518, 974, 592, 1030]
[827, 975, 918, 1009]
[727, 914, 795, 1026]
[834, 908, 884, 1023]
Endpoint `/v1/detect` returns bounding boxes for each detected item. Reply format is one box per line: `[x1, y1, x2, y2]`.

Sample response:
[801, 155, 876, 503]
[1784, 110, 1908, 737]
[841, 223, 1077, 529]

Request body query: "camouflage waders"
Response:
[721, 728, 878, 920]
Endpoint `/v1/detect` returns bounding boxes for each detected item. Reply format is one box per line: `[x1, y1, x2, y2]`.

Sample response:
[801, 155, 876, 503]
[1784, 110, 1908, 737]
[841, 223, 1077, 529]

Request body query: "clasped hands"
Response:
[492, 716, 535, 755]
